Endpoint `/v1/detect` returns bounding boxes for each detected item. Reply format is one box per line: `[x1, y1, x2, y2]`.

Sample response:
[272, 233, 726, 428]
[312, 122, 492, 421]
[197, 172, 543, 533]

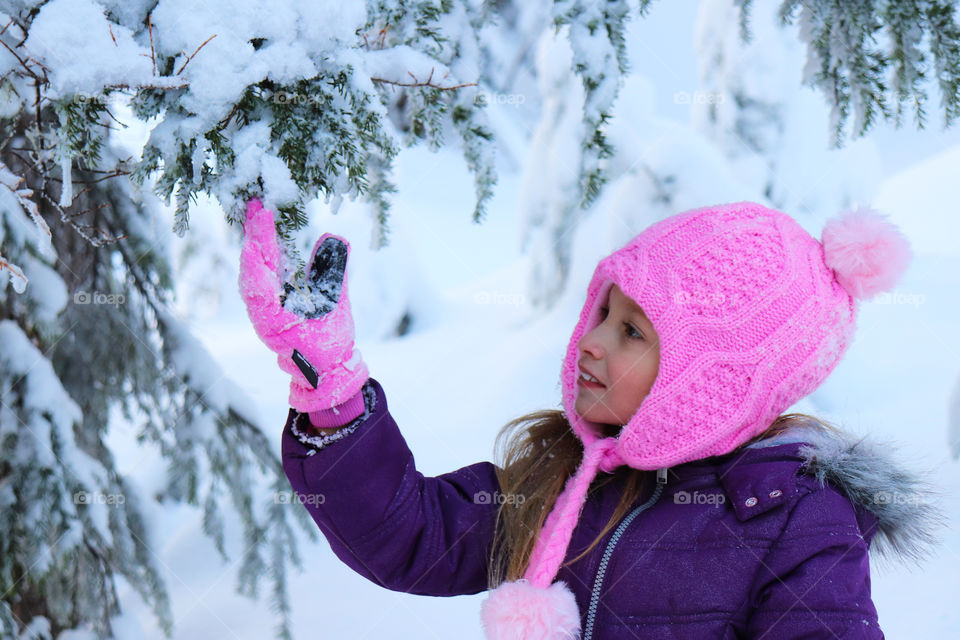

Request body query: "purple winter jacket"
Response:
[281, 378, 941, 639]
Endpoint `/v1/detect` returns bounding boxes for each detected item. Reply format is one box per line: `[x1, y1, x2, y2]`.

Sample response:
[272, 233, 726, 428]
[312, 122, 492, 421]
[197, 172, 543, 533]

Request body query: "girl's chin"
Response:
[575, 403, 615, 426]
[577, 414, 623, 438]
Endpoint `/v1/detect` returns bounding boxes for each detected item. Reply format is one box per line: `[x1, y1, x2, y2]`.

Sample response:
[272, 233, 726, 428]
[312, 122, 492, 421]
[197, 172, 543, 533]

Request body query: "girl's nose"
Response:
[578, 326, 604, 359]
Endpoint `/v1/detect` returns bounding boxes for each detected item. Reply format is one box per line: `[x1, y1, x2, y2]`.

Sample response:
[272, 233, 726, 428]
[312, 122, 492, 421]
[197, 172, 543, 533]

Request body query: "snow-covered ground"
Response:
[98, 6, 960, 640]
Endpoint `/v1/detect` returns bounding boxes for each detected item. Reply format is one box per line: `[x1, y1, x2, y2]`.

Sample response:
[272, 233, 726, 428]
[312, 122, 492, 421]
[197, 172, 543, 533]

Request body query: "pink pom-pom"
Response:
[480, 579, 582, 640]
[821, 207, 912, 301]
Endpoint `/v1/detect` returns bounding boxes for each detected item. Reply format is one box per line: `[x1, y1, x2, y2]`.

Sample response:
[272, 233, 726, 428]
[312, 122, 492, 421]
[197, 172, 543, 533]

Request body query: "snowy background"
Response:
[81, 2, 960, 638]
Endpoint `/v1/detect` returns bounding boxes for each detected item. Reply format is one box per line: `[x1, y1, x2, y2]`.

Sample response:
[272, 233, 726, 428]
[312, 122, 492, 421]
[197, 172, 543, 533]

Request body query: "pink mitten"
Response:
[238, 198, 368, 412]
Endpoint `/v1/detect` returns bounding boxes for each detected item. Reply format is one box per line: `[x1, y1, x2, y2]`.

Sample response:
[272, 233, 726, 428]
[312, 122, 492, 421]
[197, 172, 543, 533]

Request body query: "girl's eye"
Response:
[624, 323, 644, 340]
[599, 306, 644, 340]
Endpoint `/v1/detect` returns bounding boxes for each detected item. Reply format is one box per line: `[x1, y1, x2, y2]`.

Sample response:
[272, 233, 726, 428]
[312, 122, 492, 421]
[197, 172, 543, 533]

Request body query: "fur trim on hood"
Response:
[747, 422, 947, 567]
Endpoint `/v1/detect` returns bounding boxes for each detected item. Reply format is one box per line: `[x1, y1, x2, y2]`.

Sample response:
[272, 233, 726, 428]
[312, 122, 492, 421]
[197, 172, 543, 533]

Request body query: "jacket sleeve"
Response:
[280, 377, 502, 597]
[745, 483, 884, 639]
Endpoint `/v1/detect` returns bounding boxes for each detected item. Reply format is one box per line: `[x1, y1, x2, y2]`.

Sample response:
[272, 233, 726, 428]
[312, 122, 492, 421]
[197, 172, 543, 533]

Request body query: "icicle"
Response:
[59, 152, 73, 208]
[192, 143, 206, 184]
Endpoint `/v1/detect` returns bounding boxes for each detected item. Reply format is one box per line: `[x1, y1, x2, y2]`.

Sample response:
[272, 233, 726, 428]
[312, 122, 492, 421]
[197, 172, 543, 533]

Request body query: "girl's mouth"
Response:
[577, 372, 605, 389]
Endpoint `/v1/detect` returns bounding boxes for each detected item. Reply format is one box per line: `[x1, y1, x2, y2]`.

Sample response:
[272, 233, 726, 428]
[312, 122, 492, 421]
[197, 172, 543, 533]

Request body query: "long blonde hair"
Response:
[485, 410, 841, 589]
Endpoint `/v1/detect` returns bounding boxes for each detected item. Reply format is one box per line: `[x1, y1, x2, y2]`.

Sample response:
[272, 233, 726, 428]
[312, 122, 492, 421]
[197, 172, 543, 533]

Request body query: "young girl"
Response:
[239, 199, 942, 639]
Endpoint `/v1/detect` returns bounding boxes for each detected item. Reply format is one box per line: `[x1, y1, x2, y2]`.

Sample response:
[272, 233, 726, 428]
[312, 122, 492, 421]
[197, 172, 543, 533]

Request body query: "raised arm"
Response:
[282, 377, 502, 596]
[237, 198, 502, 596]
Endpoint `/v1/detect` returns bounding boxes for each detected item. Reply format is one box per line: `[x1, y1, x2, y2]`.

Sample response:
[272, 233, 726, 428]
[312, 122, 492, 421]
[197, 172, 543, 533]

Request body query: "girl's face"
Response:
[575, 283, 661, 428]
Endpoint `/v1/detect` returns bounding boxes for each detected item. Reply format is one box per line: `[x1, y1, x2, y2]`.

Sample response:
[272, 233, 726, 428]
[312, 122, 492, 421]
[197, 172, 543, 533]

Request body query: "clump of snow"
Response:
[211, 120, 300, 215]
[21, 254, 68, 325]
[24, 0, 155, 98]
[149, 0, 367, 121]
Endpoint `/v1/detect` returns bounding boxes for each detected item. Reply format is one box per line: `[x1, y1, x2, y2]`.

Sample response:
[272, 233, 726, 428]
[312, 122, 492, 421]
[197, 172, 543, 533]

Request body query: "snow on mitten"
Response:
[238, 198, 368, 412]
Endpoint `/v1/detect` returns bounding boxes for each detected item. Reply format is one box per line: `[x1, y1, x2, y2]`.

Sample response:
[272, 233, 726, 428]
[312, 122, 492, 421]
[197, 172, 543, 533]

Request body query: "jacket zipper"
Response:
[582, 468, 669, 640]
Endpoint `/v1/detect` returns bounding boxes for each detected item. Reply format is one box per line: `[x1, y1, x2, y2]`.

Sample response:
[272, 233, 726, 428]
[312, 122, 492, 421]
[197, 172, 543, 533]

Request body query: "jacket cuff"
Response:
[289, 380, 376, 452]
[281, 377, 414, 542]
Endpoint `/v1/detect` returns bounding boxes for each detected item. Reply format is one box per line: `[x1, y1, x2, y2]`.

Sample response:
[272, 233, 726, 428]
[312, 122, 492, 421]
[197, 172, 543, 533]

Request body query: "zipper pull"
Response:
[656, 468, 668, 485]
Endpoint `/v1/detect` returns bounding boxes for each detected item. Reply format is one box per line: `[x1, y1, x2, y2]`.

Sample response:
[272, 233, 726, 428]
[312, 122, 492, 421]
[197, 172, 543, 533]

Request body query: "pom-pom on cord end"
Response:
[480, 578, 582, 640]
[821, 207, 912, 301]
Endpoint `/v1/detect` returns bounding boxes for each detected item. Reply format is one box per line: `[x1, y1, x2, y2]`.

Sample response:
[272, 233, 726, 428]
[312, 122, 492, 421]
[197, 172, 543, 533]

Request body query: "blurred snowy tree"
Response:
[520, 0, 960, 309]
[664, 0, 960, 144]
[691, 0, 886, 215]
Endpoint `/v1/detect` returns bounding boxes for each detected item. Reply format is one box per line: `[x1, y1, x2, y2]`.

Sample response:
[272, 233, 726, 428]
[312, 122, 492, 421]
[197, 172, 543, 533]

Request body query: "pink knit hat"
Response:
[480, 201, 912, 639]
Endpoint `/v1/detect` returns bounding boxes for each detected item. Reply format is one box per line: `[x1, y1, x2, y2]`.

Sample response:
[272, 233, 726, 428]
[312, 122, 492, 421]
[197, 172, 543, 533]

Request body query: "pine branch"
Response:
[175, 34, 217, 75]
[371, 67, 478, 91]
